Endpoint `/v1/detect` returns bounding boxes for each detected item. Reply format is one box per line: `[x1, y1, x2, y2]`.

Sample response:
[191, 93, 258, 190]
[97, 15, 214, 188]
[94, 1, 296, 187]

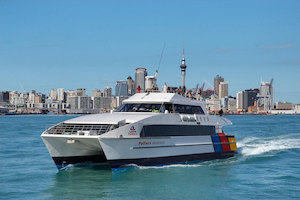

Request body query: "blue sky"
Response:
[0, 0, 299, 103]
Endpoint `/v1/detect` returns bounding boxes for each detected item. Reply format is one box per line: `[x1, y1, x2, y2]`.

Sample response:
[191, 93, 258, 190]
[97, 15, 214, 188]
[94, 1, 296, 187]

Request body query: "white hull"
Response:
[100, 136, 213, 160]
[42, 135, 107, 168]
[98, 135, 234, 168]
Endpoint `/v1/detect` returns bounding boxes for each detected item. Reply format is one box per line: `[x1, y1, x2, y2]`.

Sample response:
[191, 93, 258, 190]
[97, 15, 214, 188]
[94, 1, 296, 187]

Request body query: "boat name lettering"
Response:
[139, 141, 152, 145]
[138, 141, 165, 145]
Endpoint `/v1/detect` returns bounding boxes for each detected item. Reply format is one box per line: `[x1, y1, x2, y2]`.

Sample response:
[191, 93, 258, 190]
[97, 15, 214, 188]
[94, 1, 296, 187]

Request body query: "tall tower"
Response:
[214, 75, 224, 95]
[127, 76, 135, 96]
[218, 81, 228, 99]
[180, 48, 187, 91]
[135, 67, 147, 93]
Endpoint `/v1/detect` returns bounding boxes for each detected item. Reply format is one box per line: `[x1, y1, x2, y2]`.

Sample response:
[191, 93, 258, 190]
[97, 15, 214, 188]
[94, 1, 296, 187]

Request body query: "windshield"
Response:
[116, 104, 163, 112]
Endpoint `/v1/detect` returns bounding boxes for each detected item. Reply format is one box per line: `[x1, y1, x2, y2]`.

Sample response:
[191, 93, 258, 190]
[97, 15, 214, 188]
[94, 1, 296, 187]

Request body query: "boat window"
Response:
[164, 103, 174, 113]
[116, 104, 163, 112]
[174, 104, 204, 114]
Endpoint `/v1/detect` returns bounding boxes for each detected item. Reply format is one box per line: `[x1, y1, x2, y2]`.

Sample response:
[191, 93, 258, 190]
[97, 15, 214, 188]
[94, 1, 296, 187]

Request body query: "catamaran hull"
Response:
[52, 155, 107, 169]
[108, 152, 235, 168]
[41, 135, 107, 169]
[99, 135, 236, 168]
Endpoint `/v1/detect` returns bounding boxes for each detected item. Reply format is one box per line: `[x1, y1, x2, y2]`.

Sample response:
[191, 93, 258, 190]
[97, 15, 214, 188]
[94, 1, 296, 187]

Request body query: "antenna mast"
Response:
[157, 43, 166, 73]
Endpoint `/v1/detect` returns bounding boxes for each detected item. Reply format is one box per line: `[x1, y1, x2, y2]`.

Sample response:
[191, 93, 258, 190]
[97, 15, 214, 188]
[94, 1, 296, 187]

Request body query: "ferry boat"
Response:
[41, 92, 237, 170]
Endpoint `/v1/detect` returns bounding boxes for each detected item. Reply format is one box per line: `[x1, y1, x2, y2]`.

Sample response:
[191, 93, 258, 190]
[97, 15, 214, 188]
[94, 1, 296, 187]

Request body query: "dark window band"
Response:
[141, 125, 215, 137]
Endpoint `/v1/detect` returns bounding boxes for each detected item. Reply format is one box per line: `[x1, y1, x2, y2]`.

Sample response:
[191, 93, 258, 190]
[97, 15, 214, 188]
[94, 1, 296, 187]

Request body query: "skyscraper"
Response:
[218, 81, 228, 99]
[179, 48, 187, 91]
[135, 67, 147, 93]
[214, 75, 224, 95]
[50, 89, 57, 100]
[104, 87, 112, 97]
[115, 81, 128, 96]
[243, 88, 259, 111]
[29, 90, 36, 103]
[0, 91, 9, 103]
[127, 76, 135, 96]
[57, 88, 65, 102]
[236, 92, 244, 111]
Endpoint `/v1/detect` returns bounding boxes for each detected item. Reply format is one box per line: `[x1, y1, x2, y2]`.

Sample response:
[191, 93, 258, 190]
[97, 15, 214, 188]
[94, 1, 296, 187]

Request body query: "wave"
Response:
[137, 163, 205, 170]
[237, 133, 300, 156]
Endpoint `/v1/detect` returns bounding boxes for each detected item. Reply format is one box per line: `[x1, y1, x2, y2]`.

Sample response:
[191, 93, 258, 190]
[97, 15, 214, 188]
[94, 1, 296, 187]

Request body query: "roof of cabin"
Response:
[123, 93, 206, 107]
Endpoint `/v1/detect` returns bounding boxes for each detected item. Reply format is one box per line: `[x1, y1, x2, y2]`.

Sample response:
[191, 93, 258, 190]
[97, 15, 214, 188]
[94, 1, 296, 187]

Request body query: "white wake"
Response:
[237, 133, 300, 156]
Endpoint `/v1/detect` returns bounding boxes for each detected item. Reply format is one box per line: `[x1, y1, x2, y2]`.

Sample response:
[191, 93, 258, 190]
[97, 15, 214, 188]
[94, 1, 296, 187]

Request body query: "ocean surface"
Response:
[0, 114, 299, 200]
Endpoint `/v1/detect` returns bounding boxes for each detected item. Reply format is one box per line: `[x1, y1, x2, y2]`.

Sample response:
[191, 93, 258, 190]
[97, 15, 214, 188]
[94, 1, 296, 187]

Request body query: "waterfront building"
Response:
[67, 96, 78, 110]
[65, 90, 76, 104]
[243, 88, 259, 112]
[93, 96, 112, 112]
[257, 79, 274, 112]
[221, 97, 228, 111]
[145, 70, 158, 91]
[271, 104, 300, 114]
[46, 102, 68, 112]
[104, 87, 112, 97]
[22, 93, 29, 102]
[9, 91, 18, 104]
[91, 89, 102, 101]
[12, 96, 26, 106]
[68, 96, 92, 110]
[111, 96, 129, 109]
[115, 81, 128, 96]
[276, 102, 294, 110]
[135, 67, 147, 93]
[236, 92, 244, 112]
[65, 90, 76, 97]
[127, 76, 135, 96]
[8, 91, 26, 106]
[28, 90, 36, 104]
[179, 48, 187, 92]
[220, 96, 236, 113]
[0, 91, 10, 103]
[116, 96, 128, 108]
[214, 75, 224, 95]
[57, 88, 65, 102]
[218, 81, 228, 99]
[50, 89, 57, 100]
[78, 96, 92, 109]
[75, 88, 86, 97]
[34, 94, 42, 104]
[228, 97, 237, 113]
[145, 76, 156, 91]
[205, 95, 221, 113]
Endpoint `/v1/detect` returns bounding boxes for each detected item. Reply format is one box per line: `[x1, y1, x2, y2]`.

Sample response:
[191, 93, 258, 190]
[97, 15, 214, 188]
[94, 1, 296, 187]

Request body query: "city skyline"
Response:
[0, 0, 299, 103]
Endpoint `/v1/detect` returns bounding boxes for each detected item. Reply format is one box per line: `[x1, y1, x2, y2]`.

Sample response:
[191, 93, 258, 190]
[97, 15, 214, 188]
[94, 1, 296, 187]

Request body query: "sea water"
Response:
[0, 115, 299, 200]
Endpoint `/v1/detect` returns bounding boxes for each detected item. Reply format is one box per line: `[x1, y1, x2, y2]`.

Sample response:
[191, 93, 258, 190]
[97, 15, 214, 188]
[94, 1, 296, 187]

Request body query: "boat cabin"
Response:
[118, 93, 206, 115]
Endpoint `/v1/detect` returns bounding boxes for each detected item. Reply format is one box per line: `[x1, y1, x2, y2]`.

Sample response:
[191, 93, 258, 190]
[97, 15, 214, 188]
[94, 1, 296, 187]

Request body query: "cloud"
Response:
[259, 44, 293, 49]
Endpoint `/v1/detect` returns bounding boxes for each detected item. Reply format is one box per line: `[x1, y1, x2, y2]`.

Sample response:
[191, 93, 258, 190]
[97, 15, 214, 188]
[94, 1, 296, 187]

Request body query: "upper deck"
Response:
[123, 93, 206, 108]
